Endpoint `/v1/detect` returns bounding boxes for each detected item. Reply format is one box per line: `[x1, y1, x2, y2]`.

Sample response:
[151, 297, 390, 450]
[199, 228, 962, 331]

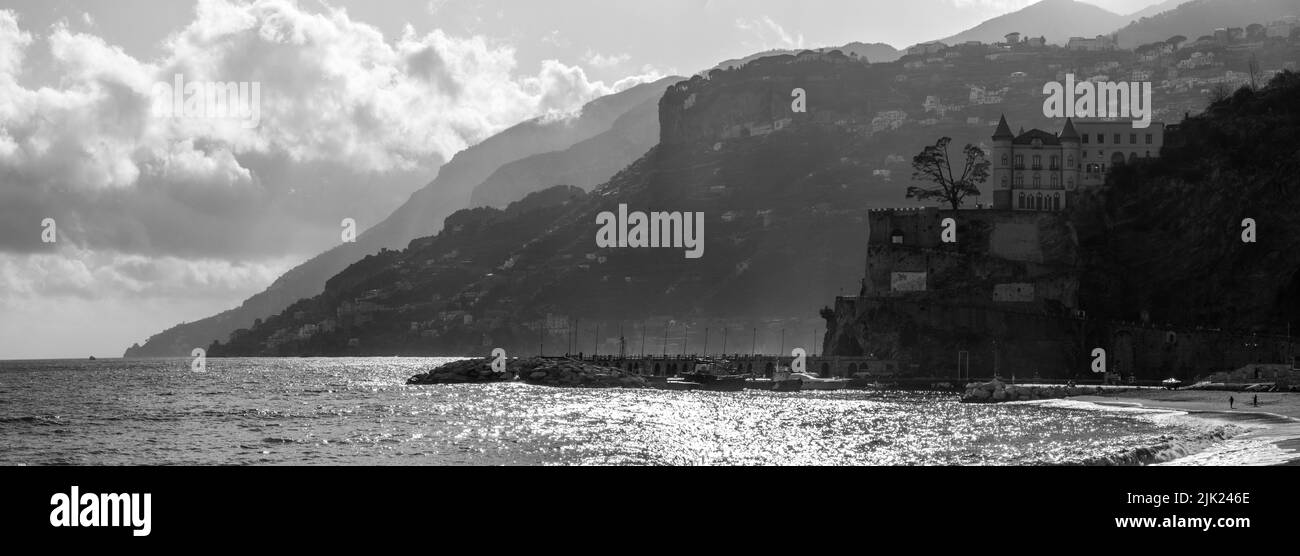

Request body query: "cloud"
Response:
[582, 50, 632, 68]
[0, 247, 296, 302]
[0, 1, 661, 261]
[734, 16, 804, 50]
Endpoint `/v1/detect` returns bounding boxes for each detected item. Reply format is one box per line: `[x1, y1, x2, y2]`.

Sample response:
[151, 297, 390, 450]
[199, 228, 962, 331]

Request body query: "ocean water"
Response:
[0, 357, 1271, 466]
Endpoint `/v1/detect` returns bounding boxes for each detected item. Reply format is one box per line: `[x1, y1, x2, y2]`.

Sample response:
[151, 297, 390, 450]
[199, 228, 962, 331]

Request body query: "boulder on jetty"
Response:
[407, 358, 514, 385]
[406, 357, 647, 388]
[513, 358, 647, 389]
[960, 378, 1106, 403]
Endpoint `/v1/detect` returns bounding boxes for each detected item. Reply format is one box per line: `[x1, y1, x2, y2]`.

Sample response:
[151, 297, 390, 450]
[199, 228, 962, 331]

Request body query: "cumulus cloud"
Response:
[582, 50, 632, 68]
[0, 0, 661, 259]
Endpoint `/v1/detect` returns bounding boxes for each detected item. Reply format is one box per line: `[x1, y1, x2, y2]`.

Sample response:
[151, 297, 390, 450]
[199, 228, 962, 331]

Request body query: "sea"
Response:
[1, 357, 1296, 466]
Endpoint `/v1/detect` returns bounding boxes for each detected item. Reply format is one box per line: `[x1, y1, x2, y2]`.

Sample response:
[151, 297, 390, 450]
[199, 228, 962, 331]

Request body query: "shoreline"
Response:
[1069, 390, 1300, 466]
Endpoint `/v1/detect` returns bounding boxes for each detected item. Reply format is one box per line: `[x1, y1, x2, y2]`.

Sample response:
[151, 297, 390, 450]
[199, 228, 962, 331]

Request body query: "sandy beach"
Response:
[1073, 389, 1300, 465]
[1075, 389, 1300, 419]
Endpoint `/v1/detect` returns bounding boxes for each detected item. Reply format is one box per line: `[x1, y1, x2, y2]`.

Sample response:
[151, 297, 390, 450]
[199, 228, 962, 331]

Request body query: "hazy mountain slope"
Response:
[1127, 0, 1190, 20]
[123, 78, 679, 357]
[939, 0, 1126, 45]
[1115, 0, 1300, 48]
[468, 87, 669, 208]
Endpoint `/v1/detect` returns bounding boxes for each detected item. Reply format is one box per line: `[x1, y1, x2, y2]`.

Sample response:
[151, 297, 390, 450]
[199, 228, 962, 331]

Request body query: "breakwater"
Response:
[961, 378, 1110, 403]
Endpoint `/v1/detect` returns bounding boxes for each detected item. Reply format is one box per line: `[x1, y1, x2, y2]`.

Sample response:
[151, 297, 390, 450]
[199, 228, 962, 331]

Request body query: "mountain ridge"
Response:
[939, 0, 1126, 45]
[124, 77, 679, 357]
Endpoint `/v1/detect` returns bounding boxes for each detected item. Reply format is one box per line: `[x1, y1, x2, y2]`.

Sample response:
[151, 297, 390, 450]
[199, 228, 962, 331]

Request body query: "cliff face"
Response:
[821, 208, 1084, 375]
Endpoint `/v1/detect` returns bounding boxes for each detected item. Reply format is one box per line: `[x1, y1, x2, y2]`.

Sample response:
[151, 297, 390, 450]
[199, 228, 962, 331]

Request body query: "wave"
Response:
[1063, 427, 1238, 466]
[1032, 398, 1300, 466]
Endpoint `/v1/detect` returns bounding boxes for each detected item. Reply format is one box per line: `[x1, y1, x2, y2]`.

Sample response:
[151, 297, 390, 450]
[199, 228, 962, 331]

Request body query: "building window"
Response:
[1067, 177, 1074, 189]
[1054, 194, 1061, 211]
[1145, 134, 1153, 144]
[1097, 134, 1104, 144]
[1051, 174, 1059, 188]
[1114, 133, 1121, 144]
[1130, 133, 1137, 144]
[1014, 154, 1024, 168]
[1001, 154, 1008, 166]
[1050, 155, 1059, 169]
[1145, 151, 1150, 157]
[1018, 192, 1025, 209]
[1082, 134, 1090, 144]
[1001, 176, 1008, 187]
[1067, 155, 1074, 167]
[1033, 174, 1041, 187]
[1015, 174, 1024, 187]
[1032, 155, 1041, 169]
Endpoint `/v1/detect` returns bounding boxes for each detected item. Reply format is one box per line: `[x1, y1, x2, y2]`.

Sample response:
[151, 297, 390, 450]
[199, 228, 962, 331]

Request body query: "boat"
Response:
[658, 379, 701, 391]
[678, 359, 750, 391]
[770, 367, 802, 391]
[772, 367, 851, 391]
[772, 378, 802, 392]
[791, 372, 852, 390]
[1161, 377, 1182, 390]
[694, 375, 749, 392]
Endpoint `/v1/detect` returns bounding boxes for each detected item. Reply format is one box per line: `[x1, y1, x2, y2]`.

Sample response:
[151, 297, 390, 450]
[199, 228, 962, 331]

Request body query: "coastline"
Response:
[1068, 390, 1300, 466]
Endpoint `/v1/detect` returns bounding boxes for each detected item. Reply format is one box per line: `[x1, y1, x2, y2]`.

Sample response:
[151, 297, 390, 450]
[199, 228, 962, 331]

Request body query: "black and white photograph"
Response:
[2, 0, 1299, 542]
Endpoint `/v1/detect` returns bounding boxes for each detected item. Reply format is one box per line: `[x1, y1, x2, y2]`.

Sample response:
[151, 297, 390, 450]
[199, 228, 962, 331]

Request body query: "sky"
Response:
[0, 0, 1170, 359]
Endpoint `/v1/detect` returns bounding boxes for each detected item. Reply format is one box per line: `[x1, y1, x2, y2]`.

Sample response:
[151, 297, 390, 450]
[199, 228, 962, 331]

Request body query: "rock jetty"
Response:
[406, 357, 647, 389]
[513, 358, 648, 388]
[406, 358, 514, 384]
[960, 379, 1107, 403]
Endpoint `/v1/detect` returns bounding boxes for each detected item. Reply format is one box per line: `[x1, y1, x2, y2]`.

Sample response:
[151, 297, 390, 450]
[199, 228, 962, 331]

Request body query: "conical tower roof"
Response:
[1059, 117, 1080, 141]
[993, 114, 1014, 140]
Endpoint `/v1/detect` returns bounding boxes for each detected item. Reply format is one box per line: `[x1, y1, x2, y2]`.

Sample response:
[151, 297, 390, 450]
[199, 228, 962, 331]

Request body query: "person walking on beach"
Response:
[1229, 395, 1234, 409]
[1253, 394, 1258, 407]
